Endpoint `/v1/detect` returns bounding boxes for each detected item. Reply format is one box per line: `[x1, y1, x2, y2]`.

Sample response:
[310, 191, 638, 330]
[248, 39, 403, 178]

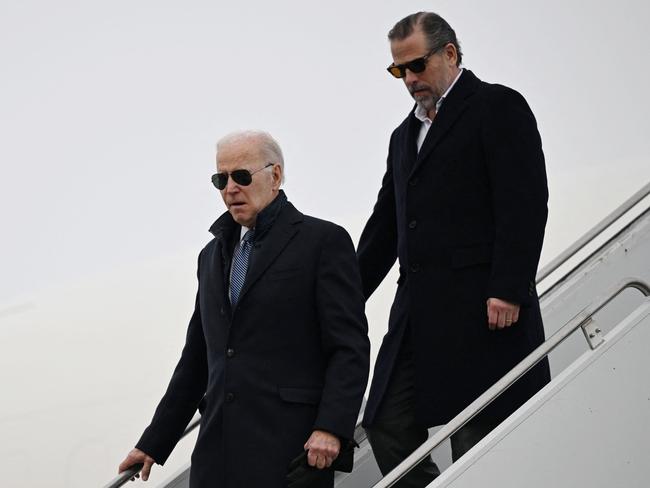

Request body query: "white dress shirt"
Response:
[414, 68, 464, 152]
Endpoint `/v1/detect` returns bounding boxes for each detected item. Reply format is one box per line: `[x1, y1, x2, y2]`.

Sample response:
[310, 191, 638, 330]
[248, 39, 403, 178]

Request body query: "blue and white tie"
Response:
[230, 229, 255, 307]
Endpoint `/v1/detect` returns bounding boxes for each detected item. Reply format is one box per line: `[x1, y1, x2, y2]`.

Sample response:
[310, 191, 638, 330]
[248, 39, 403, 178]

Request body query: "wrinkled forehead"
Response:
[216, 140, 264, 171]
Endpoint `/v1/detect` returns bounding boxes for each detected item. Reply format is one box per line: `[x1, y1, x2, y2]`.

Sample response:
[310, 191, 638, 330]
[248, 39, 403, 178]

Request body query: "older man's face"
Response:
[390, 27, 458, 114]
[216, 140, 281, 228]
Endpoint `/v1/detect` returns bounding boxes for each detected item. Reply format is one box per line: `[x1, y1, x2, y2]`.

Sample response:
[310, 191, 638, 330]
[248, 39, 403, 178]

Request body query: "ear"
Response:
[272, 164, 283, 190]
[442, 43, 458, 66]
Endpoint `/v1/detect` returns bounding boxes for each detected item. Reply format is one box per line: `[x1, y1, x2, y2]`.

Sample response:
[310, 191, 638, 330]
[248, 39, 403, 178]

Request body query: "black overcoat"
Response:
[136, 195, 370, 487]
[358, 70, 551, 427]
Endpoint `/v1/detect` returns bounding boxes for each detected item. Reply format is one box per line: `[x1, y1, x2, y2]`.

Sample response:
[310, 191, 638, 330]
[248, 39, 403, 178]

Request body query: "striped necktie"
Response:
[230, 229, 255, 307]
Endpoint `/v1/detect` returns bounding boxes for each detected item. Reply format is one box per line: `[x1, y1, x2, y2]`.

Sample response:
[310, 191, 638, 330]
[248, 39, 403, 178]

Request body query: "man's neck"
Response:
[427, 66, 463, 119]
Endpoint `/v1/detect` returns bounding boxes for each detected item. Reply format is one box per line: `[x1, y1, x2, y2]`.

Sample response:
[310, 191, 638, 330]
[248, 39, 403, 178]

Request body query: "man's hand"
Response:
[304, 430, 341, 470]
[487, 298, 520, 330]
[118, 448, 156, 482]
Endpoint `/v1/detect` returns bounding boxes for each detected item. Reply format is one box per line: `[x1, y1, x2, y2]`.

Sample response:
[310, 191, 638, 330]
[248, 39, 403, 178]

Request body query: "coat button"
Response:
[226, 393, 235, 403]
[409, 178, 419, 186]
[220, 307, 225, 316]
[410, 264, 420, 273]
[226, 348, 235, 358]
[408, 220, 417, 229]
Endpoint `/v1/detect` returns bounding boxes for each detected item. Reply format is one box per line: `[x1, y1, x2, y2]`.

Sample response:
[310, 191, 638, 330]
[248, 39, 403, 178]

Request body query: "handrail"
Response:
[103, 415, 201, 488]
[103, 181, 650, 488]
[104, 403, 369, 488]
[536, 181, 650, 284]
[372, 278, 650, 487]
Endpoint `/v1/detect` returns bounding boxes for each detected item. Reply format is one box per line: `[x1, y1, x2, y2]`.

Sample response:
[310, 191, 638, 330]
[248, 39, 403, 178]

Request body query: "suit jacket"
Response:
[358, 70, 550, 427]
[136, 192, 370, 487]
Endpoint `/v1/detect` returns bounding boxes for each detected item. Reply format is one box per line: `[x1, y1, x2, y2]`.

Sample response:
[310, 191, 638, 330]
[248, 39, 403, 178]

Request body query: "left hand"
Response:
[304, 430, 341, 469]
[486, 298, 520, 330]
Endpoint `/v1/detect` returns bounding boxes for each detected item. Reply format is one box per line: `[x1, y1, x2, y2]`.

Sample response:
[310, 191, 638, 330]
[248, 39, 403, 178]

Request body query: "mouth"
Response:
[410, 85, 430, 96]
[228, 202, 246, 209]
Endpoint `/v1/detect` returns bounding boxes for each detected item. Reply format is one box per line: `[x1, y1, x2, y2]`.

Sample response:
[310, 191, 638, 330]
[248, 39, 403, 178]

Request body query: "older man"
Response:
[358, 12, 551, 486]
[118, 131, 370, 487]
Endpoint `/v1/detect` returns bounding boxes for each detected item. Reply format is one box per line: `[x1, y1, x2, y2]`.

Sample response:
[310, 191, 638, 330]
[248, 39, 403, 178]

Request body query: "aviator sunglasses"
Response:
[386, 46, 443, 79]
[212, 162, 274, 190]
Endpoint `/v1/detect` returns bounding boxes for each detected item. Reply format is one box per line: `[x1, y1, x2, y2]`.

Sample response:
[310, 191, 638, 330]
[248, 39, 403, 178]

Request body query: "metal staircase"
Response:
[105, 182, 650, 488]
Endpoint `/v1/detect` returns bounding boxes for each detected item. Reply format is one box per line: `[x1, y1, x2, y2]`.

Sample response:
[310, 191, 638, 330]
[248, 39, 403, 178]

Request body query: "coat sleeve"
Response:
[312, 224, 370, 440]
[481, 87, 548, 306]
[135, 251, 208, 465]
[357, 132, 399, 299]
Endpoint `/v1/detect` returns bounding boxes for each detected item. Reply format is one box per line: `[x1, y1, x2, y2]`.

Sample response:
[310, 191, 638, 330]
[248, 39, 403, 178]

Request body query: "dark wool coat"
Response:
[358, 70, 551, 427]
[136, 194, 370, 487]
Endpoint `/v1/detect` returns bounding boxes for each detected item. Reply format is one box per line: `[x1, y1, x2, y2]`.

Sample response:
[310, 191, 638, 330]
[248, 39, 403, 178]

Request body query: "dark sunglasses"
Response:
[386, 47, 441, 79]
[212, 162, 274, 190]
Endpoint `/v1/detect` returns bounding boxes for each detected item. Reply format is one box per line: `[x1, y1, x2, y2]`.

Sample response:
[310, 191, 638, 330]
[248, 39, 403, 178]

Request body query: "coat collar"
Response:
[236, 199, 303, 305]
[410, 69, 482, 176]
[207, 192, 303, 313]
[208, 190, 288, 242]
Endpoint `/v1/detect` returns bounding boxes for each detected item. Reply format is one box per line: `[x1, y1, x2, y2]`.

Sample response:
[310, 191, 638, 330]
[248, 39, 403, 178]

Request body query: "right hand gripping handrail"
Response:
[103, 416, 201, 488]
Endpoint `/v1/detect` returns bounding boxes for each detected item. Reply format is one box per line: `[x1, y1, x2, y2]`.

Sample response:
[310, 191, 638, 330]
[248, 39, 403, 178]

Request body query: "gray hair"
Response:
[388, 12, 463, 67]
[216, 130, 285, 182]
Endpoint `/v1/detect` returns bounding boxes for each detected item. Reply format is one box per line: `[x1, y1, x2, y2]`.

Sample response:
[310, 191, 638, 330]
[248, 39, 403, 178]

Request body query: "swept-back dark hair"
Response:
[388, 12, 463, 66]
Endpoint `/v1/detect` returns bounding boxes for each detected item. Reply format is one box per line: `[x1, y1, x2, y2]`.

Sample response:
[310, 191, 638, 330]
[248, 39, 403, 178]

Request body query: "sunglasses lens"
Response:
[407, 59, 427, 74]
[231, 170, 253, 186]
[212, 173, 228, 190]
[387, 65, 405, 78]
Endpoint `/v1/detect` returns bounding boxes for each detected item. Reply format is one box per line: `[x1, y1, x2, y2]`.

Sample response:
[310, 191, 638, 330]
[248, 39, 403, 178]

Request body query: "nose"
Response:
[224, 176, 240, 194]
[404, 68, 419, 85]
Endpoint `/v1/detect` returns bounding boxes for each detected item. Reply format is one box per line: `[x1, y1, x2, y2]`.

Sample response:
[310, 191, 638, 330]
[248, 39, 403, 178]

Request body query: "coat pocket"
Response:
[278, 387, 322, 405]
[451, 244, 493, 269]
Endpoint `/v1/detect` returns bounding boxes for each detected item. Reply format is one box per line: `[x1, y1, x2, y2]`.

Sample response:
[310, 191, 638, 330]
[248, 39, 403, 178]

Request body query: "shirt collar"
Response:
[414, 68, 464, 122]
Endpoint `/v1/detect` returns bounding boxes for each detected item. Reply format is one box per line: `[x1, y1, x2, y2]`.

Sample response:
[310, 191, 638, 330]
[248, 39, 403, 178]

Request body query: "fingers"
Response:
[118, 451, 140, 473]
[307, 450, 334, 469]
[497, 309, 507, 329]
[307, 447, 331, 469]
[304, 430, 341, 470]
[487, 300, 498, 330]
[306, 451, 331, 469]
[512, 307, 520, 324]
[307, 448, 318, 467]
[141, 457, 154, 481]
[487, 298, 520, 330]
[118, 448, 155, 482]
[494, 308, 509, 329]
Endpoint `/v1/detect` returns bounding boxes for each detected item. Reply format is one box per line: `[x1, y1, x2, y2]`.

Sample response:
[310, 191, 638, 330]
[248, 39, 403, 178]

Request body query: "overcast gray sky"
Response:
[1, 1, 649, 486]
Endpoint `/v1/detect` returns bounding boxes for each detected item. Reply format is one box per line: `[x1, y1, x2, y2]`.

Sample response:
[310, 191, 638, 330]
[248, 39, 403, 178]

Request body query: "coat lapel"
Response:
[236, 202, 303, 305]
[400, 111, 421, 173]
[208, 211, 238, 310]
[410, 70, 481, 177]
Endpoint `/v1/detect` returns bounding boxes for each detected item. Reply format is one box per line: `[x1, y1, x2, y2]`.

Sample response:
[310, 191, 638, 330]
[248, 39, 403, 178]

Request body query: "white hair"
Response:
[216, 130, 285, 182]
